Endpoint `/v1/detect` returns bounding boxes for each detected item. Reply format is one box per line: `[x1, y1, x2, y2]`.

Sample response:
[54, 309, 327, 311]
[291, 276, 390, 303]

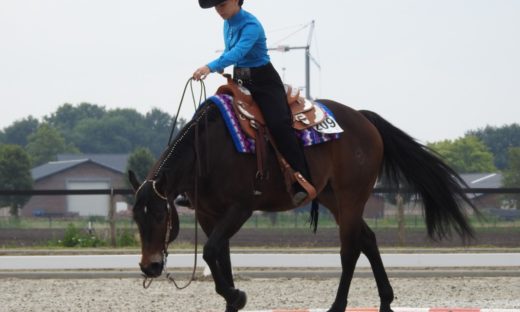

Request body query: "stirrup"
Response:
[174, 194, 192, 208]
[292, 190, 308, 206]
[292, 172, 317, 206]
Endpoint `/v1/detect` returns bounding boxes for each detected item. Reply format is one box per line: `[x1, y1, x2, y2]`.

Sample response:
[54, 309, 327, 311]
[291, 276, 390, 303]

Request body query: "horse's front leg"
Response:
[218, 240, 235, 287]
[202, 205, 252, 311]
[218, 241, 241, 312]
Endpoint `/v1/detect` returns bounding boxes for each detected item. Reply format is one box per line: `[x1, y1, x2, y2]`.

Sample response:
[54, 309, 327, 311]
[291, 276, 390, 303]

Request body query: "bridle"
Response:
[135, 180, 168, 201]
[136, 180, 198, 290]
[137, 77, 208, 290]
[136, 105, 210, 289]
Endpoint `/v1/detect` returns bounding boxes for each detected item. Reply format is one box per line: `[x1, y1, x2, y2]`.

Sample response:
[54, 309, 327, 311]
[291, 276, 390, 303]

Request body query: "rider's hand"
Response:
[193, 66, 211, 81]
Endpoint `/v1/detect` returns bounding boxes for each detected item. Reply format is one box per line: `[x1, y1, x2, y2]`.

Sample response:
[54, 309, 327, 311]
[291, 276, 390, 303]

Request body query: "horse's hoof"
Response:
[327, 300, 347, 312]
[228, 289, 247, 310]
[380, 303, 394, 312]
[225, 305, 238, 312]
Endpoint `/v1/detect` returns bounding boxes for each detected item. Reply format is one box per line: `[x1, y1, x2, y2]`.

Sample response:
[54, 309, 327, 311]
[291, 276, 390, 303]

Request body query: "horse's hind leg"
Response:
[328, 202, 364, 312]
[360, 220, 394, 312]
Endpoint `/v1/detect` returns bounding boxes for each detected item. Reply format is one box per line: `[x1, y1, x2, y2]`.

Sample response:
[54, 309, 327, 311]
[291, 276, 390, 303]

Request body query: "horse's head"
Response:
[128, 170, 179, 278]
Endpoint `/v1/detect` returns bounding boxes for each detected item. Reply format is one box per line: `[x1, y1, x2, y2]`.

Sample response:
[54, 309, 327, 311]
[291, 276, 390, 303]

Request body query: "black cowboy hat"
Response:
[198, 0, 226, 9]
[198, 0, 243, 9]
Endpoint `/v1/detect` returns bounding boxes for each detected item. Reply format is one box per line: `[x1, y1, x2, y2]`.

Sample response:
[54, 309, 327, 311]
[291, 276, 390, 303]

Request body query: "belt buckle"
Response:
[234, 67, 251, 83]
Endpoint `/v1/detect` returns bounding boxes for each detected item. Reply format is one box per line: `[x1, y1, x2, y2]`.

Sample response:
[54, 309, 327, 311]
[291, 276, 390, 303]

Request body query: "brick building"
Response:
[22, 154, 130, 218]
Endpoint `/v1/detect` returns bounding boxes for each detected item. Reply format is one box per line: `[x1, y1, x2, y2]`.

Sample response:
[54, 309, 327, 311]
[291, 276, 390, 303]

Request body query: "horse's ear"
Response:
[128, 170, 141, 191]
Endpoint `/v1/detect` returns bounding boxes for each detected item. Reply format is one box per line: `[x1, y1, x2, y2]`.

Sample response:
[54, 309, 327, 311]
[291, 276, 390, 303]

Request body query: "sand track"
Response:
[1, 276, 519, 311]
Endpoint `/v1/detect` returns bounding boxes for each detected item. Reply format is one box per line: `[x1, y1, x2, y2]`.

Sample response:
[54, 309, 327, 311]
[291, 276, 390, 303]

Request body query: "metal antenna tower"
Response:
[268, 20, 320, 99]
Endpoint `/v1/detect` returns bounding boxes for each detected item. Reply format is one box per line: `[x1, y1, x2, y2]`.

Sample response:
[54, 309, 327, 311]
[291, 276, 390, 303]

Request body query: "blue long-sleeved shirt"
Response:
[207, 9, 270, 73]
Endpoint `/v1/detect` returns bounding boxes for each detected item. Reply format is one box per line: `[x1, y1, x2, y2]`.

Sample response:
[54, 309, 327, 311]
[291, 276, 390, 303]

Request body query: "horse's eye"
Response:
[147, 206, 166, 221]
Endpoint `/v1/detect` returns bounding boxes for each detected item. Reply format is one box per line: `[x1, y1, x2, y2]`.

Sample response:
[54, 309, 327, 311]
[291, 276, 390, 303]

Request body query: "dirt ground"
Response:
[1, 276, 519, 311]
[1, 227, 519, 311]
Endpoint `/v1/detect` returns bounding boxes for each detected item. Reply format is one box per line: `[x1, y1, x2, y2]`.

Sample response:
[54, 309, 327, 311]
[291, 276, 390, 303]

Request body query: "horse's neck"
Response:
[159, 102, 218, 195]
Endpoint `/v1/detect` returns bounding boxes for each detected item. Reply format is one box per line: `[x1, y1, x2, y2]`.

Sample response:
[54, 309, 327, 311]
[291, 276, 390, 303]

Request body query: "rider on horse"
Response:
[193, 0, 314, 206]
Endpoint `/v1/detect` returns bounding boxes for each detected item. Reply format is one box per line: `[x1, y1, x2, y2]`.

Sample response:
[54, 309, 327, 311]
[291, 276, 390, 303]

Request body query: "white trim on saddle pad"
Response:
[312, 104, 343, 135]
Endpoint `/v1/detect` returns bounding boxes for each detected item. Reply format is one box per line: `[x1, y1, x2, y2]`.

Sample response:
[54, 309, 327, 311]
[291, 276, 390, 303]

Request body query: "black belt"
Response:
[233, 63, 273, 83]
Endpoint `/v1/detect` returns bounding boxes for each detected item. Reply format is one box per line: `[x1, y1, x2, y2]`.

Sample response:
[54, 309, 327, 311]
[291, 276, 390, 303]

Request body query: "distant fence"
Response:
[2, 187, 520, 196]
[2, 187, 519, 220]
[1, 187, 520, 247]
[0, 188, 134, 246]
[0, 189, 132, 196]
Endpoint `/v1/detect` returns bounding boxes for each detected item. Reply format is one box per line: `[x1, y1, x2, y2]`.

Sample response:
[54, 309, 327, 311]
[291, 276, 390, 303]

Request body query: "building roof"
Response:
[32, 154, 129, 181]
[459, 172, 503, 189]
[57, 154, 129, 173]
[459, 172, 503, 200]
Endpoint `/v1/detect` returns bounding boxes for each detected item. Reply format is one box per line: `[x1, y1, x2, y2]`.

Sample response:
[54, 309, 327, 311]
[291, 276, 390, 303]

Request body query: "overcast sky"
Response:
[1, 0, 519, 143]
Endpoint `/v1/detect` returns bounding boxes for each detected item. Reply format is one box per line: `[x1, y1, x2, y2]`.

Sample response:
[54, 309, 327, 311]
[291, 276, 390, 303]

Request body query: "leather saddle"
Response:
[215, 75, 318, 206]
[216, 75, 326, 139]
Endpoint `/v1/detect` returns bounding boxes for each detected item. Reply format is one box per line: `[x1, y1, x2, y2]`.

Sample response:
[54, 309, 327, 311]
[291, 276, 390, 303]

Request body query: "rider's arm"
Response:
[207, 22, 261, 73]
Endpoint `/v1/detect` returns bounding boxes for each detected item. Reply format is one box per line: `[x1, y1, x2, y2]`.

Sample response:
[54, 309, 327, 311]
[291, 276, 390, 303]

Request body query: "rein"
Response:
[168, 78, 207, 145]
[163, 199, 199, 290]
[141, 186, 198, 290]
[141, 77, 209, 290]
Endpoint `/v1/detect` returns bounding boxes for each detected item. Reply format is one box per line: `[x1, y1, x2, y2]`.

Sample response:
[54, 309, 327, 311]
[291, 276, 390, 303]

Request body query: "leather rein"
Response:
[137, 180, 199, 290]
[138, 78, 209, 290]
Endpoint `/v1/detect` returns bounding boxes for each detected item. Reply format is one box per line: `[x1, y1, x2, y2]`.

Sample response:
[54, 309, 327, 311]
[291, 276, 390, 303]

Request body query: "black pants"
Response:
[234, 63, 310, 182]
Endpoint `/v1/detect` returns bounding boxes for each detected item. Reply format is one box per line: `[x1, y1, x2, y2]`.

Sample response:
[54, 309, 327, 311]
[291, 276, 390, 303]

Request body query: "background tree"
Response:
[72, 116, 134, 153]
[145, 108, 185, 156]
[71, 109, 153, 154]
[125, 147, 156, 204]
[503, 147, 520, 209]
[1, 116, 40, 147]
[467, 124, 520, 170]
[126, 147, 156, 183]
[428, 136, 496, 173]
[25, 124, 79, 166]
[3, 103, 184, 157]
[0, 145, 33, 218]
[45, 103, 106, 140]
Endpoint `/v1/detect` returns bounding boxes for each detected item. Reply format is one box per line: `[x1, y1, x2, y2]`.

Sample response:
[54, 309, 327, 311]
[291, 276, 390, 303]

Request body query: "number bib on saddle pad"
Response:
[210, 94, 343, 153]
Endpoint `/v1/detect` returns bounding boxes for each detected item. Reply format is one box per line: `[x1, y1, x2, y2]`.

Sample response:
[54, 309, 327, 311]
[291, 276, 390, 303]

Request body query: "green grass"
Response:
[1, 211, 518, 249]
[0, 217, 137, 230]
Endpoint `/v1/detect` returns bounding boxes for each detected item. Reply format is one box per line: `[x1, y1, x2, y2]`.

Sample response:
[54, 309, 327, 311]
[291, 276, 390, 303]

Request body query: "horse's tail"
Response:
[359, 110, 478, 241]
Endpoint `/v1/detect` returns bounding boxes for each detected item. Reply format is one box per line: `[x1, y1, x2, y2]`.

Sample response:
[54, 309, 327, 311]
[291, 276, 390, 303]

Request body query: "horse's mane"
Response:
[147, 100, 218, 180]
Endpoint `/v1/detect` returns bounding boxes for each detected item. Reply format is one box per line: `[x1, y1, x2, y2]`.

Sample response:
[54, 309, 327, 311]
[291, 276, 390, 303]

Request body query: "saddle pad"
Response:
[210, 94, 341, 154]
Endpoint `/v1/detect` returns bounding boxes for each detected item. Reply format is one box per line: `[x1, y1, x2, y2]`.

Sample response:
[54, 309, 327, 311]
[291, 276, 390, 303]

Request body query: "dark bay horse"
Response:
[128, 98, 476, 312]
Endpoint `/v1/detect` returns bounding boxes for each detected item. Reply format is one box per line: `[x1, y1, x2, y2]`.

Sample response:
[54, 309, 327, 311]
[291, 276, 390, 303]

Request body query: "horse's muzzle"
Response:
[140, 261, 164, 278]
